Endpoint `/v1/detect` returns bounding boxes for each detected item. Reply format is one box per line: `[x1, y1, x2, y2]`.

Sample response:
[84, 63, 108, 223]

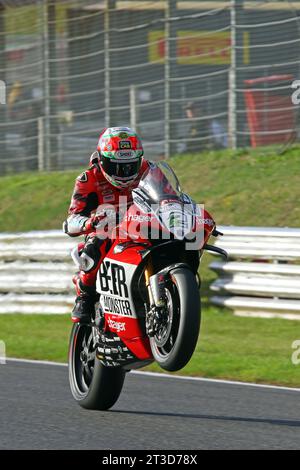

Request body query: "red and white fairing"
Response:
[95, 162, 215, 363]
[96, 246, 153, 361]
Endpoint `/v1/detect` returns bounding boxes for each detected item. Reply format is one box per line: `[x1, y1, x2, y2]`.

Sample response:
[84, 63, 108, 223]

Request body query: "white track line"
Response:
[4, 357, 300, 393]
[5, 357, 67, 367]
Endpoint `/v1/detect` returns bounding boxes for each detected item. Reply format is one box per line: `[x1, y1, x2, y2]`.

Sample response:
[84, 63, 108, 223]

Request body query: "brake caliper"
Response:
[146, 305, 168, 337]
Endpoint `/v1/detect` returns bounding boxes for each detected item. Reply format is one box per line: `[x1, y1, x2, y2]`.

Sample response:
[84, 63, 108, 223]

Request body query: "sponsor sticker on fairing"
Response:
[100, 295, 132, 316]
[125, 214, 154, 223]
[107, 318, 126, 332]
[159, 201, 184, 213]
[169, 211, 188, 229]
[196, 217, 215, 226]
[97, 260, 137, 317]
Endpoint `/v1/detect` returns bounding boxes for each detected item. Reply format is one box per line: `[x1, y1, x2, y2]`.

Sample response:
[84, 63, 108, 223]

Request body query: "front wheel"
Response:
[150, 267, 201, 372]
[68, 323, 126, 410]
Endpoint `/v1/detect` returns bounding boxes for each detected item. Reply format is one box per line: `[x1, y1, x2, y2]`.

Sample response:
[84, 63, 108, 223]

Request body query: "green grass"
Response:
[1, 147, 300, 233]
[0, 309, 299, 387]
[0, 314, 72, 363]
[173, 147, 300, 228]
[0, 170, 78, 233]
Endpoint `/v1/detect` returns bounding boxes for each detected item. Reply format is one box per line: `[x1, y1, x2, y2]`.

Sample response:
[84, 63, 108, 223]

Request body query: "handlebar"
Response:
[212, 228, 224, 237]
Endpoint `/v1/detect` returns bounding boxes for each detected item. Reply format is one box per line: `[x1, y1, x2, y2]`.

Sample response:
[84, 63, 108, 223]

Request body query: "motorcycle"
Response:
[68, 161, 227, 410]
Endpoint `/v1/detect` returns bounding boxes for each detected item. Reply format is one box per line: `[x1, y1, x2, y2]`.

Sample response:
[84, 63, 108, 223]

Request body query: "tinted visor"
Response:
[101, 157, 141, 179]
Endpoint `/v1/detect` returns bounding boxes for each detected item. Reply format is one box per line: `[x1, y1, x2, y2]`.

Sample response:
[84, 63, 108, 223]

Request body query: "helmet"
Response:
[97, 127, 144, 188]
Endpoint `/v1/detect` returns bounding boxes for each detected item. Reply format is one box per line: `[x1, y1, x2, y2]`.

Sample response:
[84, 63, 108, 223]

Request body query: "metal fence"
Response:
[210, 226, 300, 320]
[1, 0, 300, 174]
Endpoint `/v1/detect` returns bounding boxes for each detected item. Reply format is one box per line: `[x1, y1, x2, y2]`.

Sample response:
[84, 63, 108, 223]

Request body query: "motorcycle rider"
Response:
[64, 127, 149, 323]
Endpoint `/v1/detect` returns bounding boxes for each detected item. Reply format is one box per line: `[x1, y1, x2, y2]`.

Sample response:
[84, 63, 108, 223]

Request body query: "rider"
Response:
[64, 127, 149, 323]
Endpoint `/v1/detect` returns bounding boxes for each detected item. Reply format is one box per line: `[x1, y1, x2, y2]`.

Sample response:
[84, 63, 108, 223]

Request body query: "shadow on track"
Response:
[112, 409, 300, 428]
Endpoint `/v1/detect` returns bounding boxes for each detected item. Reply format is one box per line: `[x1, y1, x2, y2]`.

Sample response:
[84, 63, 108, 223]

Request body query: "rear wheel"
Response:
[68, 323, 125, 410]
[150, 267, 201, 372]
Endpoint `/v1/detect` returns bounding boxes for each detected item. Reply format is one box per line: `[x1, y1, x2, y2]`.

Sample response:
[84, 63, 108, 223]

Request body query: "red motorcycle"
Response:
[68, 162, 226, 410]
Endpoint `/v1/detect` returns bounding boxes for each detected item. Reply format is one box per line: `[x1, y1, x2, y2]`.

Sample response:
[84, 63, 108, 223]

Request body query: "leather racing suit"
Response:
[64, 156, 150, 309]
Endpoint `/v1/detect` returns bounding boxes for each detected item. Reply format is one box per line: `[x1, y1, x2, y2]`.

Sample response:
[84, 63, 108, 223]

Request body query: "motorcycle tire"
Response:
[150, 267, 201, 372]
[68, 323, 126, 410]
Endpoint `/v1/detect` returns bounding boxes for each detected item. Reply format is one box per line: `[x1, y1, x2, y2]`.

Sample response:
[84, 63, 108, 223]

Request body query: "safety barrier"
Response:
[1, 227, 300, 319]
[210, 226, 300, 320]
[0, 231, 77, 314]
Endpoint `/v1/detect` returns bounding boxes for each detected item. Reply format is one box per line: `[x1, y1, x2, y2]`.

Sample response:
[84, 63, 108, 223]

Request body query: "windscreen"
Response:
[138, 162, 182, 203]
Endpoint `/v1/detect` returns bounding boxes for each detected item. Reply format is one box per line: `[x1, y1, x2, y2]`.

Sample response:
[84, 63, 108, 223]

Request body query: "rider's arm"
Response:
[63, 170, 99, 237]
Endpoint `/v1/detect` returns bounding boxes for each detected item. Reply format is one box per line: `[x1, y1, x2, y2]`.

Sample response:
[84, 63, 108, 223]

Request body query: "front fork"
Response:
[144, 256, 154, 306]
[145, 257, 167, 308]
[144, 257, 168, 337]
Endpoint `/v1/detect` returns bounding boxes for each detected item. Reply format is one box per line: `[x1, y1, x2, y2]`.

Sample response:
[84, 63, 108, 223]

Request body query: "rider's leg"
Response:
[72, 234, 109, 323]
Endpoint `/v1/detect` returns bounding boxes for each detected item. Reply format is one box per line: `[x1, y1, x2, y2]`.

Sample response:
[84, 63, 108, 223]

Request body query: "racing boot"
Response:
[71, 275, 98, 324]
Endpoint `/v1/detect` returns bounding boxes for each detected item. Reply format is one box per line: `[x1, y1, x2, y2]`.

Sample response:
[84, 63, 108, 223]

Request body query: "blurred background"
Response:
[1, 0, 300, 173]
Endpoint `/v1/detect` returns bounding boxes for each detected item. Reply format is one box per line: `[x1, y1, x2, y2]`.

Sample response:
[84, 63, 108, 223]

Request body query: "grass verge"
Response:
[1, 147, 300, 232]
[0, 308, 299, 387]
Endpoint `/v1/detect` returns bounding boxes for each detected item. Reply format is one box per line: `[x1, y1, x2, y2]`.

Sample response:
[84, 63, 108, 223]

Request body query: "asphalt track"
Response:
[0, 359, 300, 450]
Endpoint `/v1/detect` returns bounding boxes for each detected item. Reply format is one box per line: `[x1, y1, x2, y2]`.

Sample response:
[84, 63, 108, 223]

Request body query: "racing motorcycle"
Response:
[68, 161, 227, 410]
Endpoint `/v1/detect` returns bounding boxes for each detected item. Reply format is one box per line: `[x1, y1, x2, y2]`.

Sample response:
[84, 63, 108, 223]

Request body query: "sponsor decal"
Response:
[119, 140, 132, 150]
[102, 189, 113, 196]
[125, 214, 153, 223]
[99, 261, 129, 298]
[98, 261, 135, 317]
[197, 217, 215, 226]
[116, 150, 134, 159]
[101, 295, 132, 316]
[103, 194, 115, 203]
[148, 30, 250, 65]
[102, 189, 115, 203]
[168, 211, 187, 229]
[132, 194, 152, 214]
[159, 202, 183, 212]
[107, 318, 126, 332]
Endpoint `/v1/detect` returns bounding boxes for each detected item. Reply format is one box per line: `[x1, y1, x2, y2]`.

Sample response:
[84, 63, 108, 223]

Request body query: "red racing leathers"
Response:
[64, 157, 150, 295]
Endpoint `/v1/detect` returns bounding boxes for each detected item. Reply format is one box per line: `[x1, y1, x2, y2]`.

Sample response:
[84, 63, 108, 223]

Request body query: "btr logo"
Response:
[99, 261, 129, 298]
